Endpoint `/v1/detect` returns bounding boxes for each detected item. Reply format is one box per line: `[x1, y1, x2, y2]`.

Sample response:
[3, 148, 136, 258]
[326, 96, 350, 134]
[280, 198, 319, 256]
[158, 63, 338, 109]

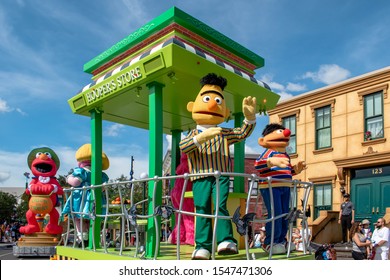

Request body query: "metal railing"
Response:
[60, 171, 312, 260]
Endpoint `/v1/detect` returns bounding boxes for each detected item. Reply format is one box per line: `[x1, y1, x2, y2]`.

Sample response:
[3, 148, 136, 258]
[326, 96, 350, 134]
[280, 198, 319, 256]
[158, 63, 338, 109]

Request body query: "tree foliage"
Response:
[107, 174, 148, 214]
[0, 191, 17, 223]
[15, 199, 28, 224]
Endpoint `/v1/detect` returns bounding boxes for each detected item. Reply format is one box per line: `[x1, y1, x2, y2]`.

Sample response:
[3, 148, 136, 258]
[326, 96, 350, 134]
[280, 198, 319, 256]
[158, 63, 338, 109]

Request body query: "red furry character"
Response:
[19, 147, 63, 235]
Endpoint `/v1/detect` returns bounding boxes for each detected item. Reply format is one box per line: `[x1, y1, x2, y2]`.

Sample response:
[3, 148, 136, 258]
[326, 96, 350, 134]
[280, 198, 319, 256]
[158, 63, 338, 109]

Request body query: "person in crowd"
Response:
[338, 193, 354, 244]
[250, 226, 266, 248]
[293, 225, 312, 252]
[371, 217, 389, 260]
[361, 219, 372, 257]
[350, 222, 371, 260]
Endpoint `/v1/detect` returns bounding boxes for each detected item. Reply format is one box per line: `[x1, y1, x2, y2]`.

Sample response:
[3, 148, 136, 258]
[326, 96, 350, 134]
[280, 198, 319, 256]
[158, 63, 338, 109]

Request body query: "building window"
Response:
[314, 183, 332, 219]
[282, 115, 296, 154]
[364, 91, 384, 140]
[315, 106, 331, 149]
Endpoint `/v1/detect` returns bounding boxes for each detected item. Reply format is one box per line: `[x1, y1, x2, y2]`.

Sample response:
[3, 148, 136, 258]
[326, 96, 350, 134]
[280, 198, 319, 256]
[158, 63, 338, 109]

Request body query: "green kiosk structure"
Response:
[61, 7, 282, 260]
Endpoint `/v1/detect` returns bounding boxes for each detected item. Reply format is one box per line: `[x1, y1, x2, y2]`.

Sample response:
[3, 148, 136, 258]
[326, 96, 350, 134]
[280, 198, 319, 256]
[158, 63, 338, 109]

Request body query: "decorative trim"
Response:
[289, 153, 298, 159]
[308, 175, 336, 185]
[334, 151, 390, 168]
[313, 147, 333, 155]
[357, 83, 388, 105]
[337, 167, 346, 187]
[310, 99, 335, 118]
[362, 138, 386, 146]
[363, 146, 378, 155]
[77, 37, 271, 94]
[277, 109, 301, 122]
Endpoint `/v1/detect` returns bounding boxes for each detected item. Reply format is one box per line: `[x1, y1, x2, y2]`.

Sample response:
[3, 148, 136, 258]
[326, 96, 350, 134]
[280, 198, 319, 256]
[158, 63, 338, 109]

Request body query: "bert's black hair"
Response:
[262, 123, 285, 136]
[200, 73, 227, 90]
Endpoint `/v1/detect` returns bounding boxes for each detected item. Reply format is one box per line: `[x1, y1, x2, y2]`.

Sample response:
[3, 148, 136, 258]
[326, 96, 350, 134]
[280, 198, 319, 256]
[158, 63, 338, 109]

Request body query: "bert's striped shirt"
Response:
[179, 121, 255, 181]
[254, 149, 296, 188]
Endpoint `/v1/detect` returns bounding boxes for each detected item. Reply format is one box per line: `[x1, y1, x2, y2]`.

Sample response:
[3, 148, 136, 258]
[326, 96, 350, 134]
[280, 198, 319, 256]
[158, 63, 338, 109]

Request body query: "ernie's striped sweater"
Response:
[254, 149, 296, 188]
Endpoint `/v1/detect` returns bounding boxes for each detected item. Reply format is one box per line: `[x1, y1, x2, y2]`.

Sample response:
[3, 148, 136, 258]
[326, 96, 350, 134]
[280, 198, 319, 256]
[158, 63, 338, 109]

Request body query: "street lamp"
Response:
[23, 172, 30, 189]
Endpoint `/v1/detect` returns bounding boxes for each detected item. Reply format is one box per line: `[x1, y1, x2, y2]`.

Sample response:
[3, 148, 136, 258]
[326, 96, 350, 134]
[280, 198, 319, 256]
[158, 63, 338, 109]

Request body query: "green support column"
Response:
[146, 82, 164, 258]
[233, 112, 245, 193]
[169, 129, 182, 229]
[90, 108, 103, 249]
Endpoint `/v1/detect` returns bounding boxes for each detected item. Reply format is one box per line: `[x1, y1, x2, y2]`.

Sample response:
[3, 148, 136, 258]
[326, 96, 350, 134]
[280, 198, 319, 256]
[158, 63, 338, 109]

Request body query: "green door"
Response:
[351, 168, 390, 227]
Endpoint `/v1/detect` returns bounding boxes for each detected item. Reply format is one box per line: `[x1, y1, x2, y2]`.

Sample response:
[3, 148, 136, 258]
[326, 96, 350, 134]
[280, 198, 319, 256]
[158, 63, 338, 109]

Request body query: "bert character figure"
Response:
[180, 73, 257, 260]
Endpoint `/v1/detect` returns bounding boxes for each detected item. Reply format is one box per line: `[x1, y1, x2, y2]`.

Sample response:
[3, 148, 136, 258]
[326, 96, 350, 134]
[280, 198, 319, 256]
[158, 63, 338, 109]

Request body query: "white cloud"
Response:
[0, 150, 27, 187]
[244, 144, 258, 155]
[261, 74, 285, 91]
[0, 98, 12, 113]
[277, 92, 295, 102]
[165, 135, 172, 151]
[260, 74, 305, 102]
[105, 123, 125, 137]
[286, 82, 307, 92]
[302, 64, 351, 85]
[0, 171, 11, 184]
[0, 97, 26, 115]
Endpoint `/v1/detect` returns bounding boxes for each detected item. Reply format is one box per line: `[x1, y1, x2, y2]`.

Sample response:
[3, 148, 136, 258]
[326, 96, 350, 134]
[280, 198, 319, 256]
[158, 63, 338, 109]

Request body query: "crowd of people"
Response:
[350, 217, 390, 260]
[0, 221, 21, 243]
[338, 192, 389, 260]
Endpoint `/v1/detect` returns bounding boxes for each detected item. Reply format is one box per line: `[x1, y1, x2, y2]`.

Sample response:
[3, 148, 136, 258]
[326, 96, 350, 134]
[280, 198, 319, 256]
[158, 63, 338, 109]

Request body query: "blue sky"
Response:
[1, 0, 390, 188]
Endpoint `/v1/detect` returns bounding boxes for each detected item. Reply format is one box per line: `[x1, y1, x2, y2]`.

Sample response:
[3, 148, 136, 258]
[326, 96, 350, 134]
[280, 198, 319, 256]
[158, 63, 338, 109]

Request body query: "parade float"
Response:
[57, 6, 312, 260]
[14, 147, 64, 257]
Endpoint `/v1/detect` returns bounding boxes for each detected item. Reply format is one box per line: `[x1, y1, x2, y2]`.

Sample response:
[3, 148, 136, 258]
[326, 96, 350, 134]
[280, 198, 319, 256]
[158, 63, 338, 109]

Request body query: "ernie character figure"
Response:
[179, 73, 257, 260]
[255, 123, 306, 254]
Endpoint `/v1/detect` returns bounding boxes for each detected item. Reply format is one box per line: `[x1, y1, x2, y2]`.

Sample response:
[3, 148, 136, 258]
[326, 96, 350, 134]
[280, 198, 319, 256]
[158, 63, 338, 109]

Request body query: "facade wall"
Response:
[268, 66, 390, 242]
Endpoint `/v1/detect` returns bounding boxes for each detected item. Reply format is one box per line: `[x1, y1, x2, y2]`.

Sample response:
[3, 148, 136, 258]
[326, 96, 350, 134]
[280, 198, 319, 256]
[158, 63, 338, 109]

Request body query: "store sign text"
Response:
[85, 66, 142, 104]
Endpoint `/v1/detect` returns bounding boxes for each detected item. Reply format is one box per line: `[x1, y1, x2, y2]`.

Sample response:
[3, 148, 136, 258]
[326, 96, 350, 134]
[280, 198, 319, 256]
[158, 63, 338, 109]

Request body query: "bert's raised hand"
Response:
[243, 96, 257, 122]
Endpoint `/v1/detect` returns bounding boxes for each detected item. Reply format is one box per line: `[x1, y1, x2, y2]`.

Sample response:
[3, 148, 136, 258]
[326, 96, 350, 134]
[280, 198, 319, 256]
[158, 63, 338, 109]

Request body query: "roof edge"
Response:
[83, 6, 264, 74]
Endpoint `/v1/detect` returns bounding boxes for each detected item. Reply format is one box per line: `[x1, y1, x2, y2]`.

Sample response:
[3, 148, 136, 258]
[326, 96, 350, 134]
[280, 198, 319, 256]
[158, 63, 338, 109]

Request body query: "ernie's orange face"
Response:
[258, 128, 291, 152]
[187, 85, 230, 125]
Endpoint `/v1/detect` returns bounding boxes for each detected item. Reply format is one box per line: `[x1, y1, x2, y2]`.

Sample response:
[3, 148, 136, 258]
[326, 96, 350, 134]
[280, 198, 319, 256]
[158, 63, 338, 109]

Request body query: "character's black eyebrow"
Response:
[200, 90, 225, 99]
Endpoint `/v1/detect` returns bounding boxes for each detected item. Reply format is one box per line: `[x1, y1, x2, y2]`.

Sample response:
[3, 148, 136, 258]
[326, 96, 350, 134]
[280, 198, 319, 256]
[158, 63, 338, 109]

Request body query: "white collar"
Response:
[196, 124, 217, 131]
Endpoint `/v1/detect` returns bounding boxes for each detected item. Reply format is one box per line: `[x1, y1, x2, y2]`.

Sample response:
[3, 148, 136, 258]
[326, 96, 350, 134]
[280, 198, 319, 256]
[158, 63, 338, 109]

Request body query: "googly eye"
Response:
[276, 129, 283, 134]
[202, 95, 211, 103]
[214, 97, 222, 105]
[36, 152, 42, 158]
[44, 152, 52, 158]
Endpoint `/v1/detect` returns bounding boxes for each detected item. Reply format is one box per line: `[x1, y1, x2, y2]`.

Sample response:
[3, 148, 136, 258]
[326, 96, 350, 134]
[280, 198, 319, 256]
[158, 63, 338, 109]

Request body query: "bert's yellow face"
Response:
[187, 85, 230, 125]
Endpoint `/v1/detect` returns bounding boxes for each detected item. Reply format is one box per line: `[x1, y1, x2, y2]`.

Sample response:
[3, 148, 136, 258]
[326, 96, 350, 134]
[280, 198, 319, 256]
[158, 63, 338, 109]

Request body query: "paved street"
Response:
[0, 243, 50, 260]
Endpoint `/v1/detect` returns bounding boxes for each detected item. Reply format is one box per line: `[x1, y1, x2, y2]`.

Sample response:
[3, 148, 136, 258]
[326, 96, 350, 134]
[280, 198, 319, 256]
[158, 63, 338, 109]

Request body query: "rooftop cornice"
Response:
[269, 66, 390, 114]
[84, 6, 264, 74]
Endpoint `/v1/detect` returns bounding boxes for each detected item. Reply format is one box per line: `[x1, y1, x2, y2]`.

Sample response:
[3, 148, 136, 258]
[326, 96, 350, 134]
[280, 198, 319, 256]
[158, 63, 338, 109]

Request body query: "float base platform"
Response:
[55, 244, 314, 260]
